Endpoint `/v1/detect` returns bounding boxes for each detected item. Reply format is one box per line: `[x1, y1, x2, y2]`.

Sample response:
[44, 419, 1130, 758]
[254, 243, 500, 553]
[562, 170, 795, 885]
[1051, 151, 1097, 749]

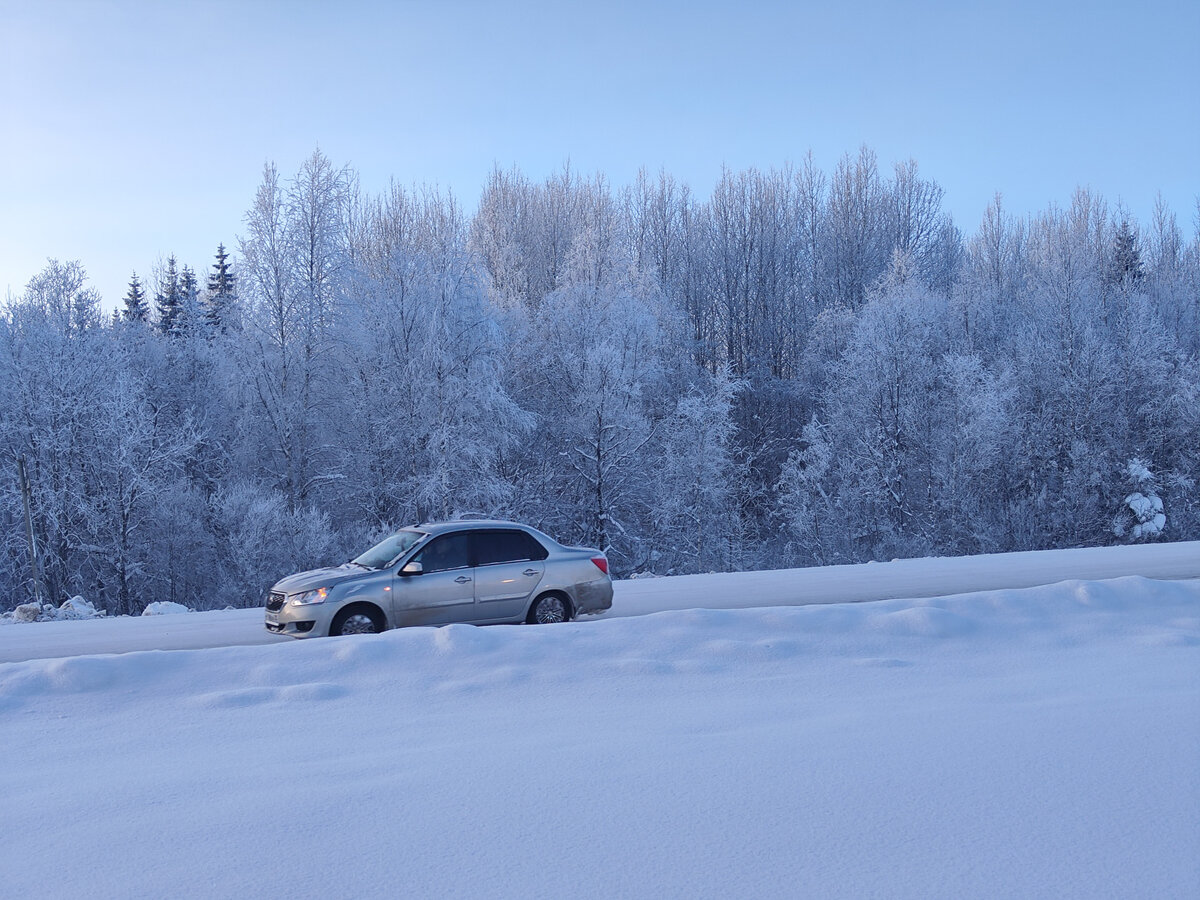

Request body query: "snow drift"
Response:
[2, 574, 1198, 899]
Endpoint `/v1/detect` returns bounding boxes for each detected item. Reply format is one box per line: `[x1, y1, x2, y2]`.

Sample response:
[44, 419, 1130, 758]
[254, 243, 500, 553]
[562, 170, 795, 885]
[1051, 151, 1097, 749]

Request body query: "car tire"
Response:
[329, 605, 384, 636]
[528, 593, 571, 625]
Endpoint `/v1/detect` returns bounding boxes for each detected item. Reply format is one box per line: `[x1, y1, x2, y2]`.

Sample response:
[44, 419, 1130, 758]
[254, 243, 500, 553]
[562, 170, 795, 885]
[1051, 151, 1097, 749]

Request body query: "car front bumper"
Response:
[264, 601, 340, 638]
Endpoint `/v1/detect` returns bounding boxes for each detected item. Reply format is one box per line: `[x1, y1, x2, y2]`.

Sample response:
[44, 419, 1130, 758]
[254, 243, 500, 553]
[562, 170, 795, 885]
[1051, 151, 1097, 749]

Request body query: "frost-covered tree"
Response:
[820, 146, 891, 310]
[22, 259, 101, 335]
[932, 353, 1014, 553]
[237, 152, 352, 511]
[205, 242, 237, 333]
[155, 255, 183, 336]
[650, 365, 743, 574]
[2, 263, 111, 603]
[888, 158, 948, 287]
[78, 361, 198, 614]
[776, 421, 839, 565]
[470, 164, 587, 311]
[123, 271, 148, 323]
[842, 274, 945, 552]
[178, 264, 203, 336]
[514, 281, 663, 563]
[339, 183, 527, 527]
[1108, 219, 1145, 292]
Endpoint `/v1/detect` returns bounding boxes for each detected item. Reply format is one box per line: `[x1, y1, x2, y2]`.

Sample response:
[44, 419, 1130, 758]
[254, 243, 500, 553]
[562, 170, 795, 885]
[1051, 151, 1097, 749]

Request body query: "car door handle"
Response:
[523, 569, 538, 576]
[454, 575, 472, 584]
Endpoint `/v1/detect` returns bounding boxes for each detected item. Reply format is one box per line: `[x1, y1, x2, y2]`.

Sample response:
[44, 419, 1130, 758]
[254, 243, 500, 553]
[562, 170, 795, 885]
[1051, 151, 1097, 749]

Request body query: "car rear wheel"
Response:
[330, 606, 384, 636]
[528, 593, 571, 624]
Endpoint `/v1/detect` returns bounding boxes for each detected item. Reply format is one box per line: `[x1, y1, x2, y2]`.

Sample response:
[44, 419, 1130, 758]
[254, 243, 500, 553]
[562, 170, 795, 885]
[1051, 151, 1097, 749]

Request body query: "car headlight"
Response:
[290, 587, 329, 606]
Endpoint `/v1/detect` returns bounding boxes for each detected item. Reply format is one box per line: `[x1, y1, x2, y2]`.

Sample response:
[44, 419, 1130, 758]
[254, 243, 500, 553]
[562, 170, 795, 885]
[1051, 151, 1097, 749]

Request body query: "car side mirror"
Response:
[400, 560, 423, 576]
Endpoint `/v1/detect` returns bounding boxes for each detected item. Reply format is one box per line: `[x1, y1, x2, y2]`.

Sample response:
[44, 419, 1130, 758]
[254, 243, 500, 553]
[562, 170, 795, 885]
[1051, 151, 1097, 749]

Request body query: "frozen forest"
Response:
[2, 148, 1198, 614]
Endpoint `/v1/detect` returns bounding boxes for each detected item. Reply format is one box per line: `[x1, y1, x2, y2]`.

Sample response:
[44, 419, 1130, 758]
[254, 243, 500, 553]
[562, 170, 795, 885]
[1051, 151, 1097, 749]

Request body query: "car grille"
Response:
[266, 591, 286, 612]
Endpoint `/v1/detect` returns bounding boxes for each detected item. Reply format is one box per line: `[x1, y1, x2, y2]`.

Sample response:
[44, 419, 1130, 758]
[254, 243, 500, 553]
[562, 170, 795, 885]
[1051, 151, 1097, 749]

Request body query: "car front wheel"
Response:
[330, 606, 384, 636]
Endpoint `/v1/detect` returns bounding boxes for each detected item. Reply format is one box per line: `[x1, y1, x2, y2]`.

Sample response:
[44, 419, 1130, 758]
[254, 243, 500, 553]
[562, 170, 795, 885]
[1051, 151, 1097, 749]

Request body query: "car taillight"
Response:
[591, 556, 609, 575]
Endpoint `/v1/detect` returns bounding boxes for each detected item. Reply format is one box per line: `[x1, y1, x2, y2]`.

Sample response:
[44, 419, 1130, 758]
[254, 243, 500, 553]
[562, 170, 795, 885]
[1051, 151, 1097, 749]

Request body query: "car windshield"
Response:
[351, 530, 427, 570]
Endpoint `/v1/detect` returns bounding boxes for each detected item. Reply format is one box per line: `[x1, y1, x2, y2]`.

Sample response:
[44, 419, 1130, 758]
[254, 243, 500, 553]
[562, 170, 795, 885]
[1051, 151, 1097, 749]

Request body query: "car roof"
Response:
[400, 520, 573, 552]
[413, 519, 535, 535]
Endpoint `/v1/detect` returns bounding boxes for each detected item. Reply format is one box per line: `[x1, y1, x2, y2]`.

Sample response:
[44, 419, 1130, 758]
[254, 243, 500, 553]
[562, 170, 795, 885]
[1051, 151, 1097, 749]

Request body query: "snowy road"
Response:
[3, 540, 1198, 663]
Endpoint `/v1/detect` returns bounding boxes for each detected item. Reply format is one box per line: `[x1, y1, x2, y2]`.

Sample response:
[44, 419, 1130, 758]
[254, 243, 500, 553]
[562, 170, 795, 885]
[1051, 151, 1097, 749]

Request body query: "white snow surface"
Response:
[2, 546, 1199, 898]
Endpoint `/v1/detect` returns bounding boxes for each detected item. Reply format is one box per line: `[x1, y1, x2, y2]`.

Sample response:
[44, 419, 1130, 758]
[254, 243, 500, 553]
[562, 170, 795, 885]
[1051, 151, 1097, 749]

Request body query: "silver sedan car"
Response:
[264, 520, 613, 637]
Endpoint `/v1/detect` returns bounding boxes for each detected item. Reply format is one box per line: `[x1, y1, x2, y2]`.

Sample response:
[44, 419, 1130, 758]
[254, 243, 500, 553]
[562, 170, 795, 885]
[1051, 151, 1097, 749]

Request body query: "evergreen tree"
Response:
[155, 255, 182, 336]
[179, 264, 200, 335]
[205, 242, 237, 333]
[1108, 220, 1145, 290]
[123, 271, 148, 323]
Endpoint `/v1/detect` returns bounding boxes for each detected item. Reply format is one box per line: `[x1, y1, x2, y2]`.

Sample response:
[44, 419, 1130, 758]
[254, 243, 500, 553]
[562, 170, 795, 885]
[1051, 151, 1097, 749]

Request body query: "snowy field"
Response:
[2, 548, 1199, 898]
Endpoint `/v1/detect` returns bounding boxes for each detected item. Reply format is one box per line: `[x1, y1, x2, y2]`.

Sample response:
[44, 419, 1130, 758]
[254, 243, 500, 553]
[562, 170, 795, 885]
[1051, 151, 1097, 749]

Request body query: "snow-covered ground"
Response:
[2, 548, 1199, 898]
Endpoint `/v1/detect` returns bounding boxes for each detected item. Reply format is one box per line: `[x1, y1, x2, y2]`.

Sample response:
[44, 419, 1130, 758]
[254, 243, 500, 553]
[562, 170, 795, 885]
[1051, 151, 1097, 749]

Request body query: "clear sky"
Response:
[2, 0, 1197, 308]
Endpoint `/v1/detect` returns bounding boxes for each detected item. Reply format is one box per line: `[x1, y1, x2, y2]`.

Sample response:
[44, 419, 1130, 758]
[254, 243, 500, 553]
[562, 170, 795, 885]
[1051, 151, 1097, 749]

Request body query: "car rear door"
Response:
[470, 529, 547, 621]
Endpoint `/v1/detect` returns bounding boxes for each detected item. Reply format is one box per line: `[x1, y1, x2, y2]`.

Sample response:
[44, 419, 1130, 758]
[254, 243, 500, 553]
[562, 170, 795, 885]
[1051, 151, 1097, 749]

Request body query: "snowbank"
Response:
[2, 575, 1198, 899]
[2, 596, 104, 625]
[140, 601, 192, 616]
[612, 538, 1200, 617]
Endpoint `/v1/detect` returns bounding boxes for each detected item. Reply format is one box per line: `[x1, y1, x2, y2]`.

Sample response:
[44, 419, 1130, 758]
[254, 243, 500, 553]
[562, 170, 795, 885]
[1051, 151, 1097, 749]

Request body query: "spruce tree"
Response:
[155, 255, 182, 336]
[123, 271, 148, 323]
[1109, 220, 1145, 290]
[205, 242, 237, 333]
[179, 264, 200, 335]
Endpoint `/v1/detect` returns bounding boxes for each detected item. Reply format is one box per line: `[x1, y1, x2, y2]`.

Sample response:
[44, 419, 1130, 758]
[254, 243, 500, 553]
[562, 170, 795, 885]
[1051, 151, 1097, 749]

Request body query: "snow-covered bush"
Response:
[1113, 458, 1166, 541]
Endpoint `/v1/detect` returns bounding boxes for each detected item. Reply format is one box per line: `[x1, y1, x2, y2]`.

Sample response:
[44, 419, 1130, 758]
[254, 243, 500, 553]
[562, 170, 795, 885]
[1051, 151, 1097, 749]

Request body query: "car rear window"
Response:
[473, 530, 549, 566]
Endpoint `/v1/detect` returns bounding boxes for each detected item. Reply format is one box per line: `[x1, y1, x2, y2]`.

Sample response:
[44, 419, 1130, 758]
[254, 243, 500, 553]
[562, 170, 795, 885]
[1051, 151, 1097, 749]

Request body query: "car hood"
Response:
[272, 564, 370, 594]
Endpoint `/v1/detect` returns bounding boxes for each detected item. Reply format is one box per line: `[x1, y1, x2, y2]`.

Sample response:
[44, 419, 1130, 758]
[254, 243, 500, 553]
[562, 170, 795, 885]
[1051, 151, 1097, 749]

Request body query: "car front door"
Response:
[390, 532, 477, 626]
[470, 529, 547, 621]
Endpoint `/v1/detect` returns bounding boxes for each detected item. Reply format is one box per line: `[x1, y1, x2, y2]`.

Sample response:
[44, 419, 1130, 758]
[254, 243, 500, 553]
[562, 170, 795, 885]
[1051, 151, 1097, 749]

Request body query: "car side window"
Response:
[474, 530, 549, 566]
[414, 533, 471, 574]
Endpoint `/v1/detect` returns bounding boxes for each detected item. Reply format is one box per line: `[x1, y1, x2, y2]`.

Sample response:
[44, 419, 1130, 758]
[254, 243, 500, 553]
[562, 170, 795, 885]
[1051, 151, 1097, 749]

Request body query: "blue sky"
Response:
[2, 0, 1197, 307]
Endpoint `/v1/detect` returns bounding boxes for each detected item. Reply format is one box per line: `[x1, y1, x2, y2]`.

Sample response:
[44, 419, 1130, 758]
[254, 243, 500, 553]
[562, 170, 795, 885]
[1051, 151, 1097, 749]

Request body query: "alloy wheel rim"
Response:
[536, 598, 566, 624]
[341, 613, 377, 634]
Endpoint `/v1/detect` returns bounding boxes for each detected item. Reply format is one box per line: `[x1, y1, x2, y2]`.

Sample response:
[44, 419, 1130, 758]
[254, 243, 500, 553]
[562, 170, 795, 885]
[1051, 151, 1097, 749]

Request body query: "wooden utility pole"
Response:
[17, 455, 45, 606]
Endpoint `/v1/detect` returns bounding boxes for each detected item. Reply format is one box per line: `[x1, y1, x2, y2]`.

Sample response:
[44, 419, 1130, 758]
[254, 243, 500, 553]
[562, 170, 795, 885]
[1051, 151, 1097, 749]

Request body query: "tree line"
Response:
[2, 147, 1197, 614]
